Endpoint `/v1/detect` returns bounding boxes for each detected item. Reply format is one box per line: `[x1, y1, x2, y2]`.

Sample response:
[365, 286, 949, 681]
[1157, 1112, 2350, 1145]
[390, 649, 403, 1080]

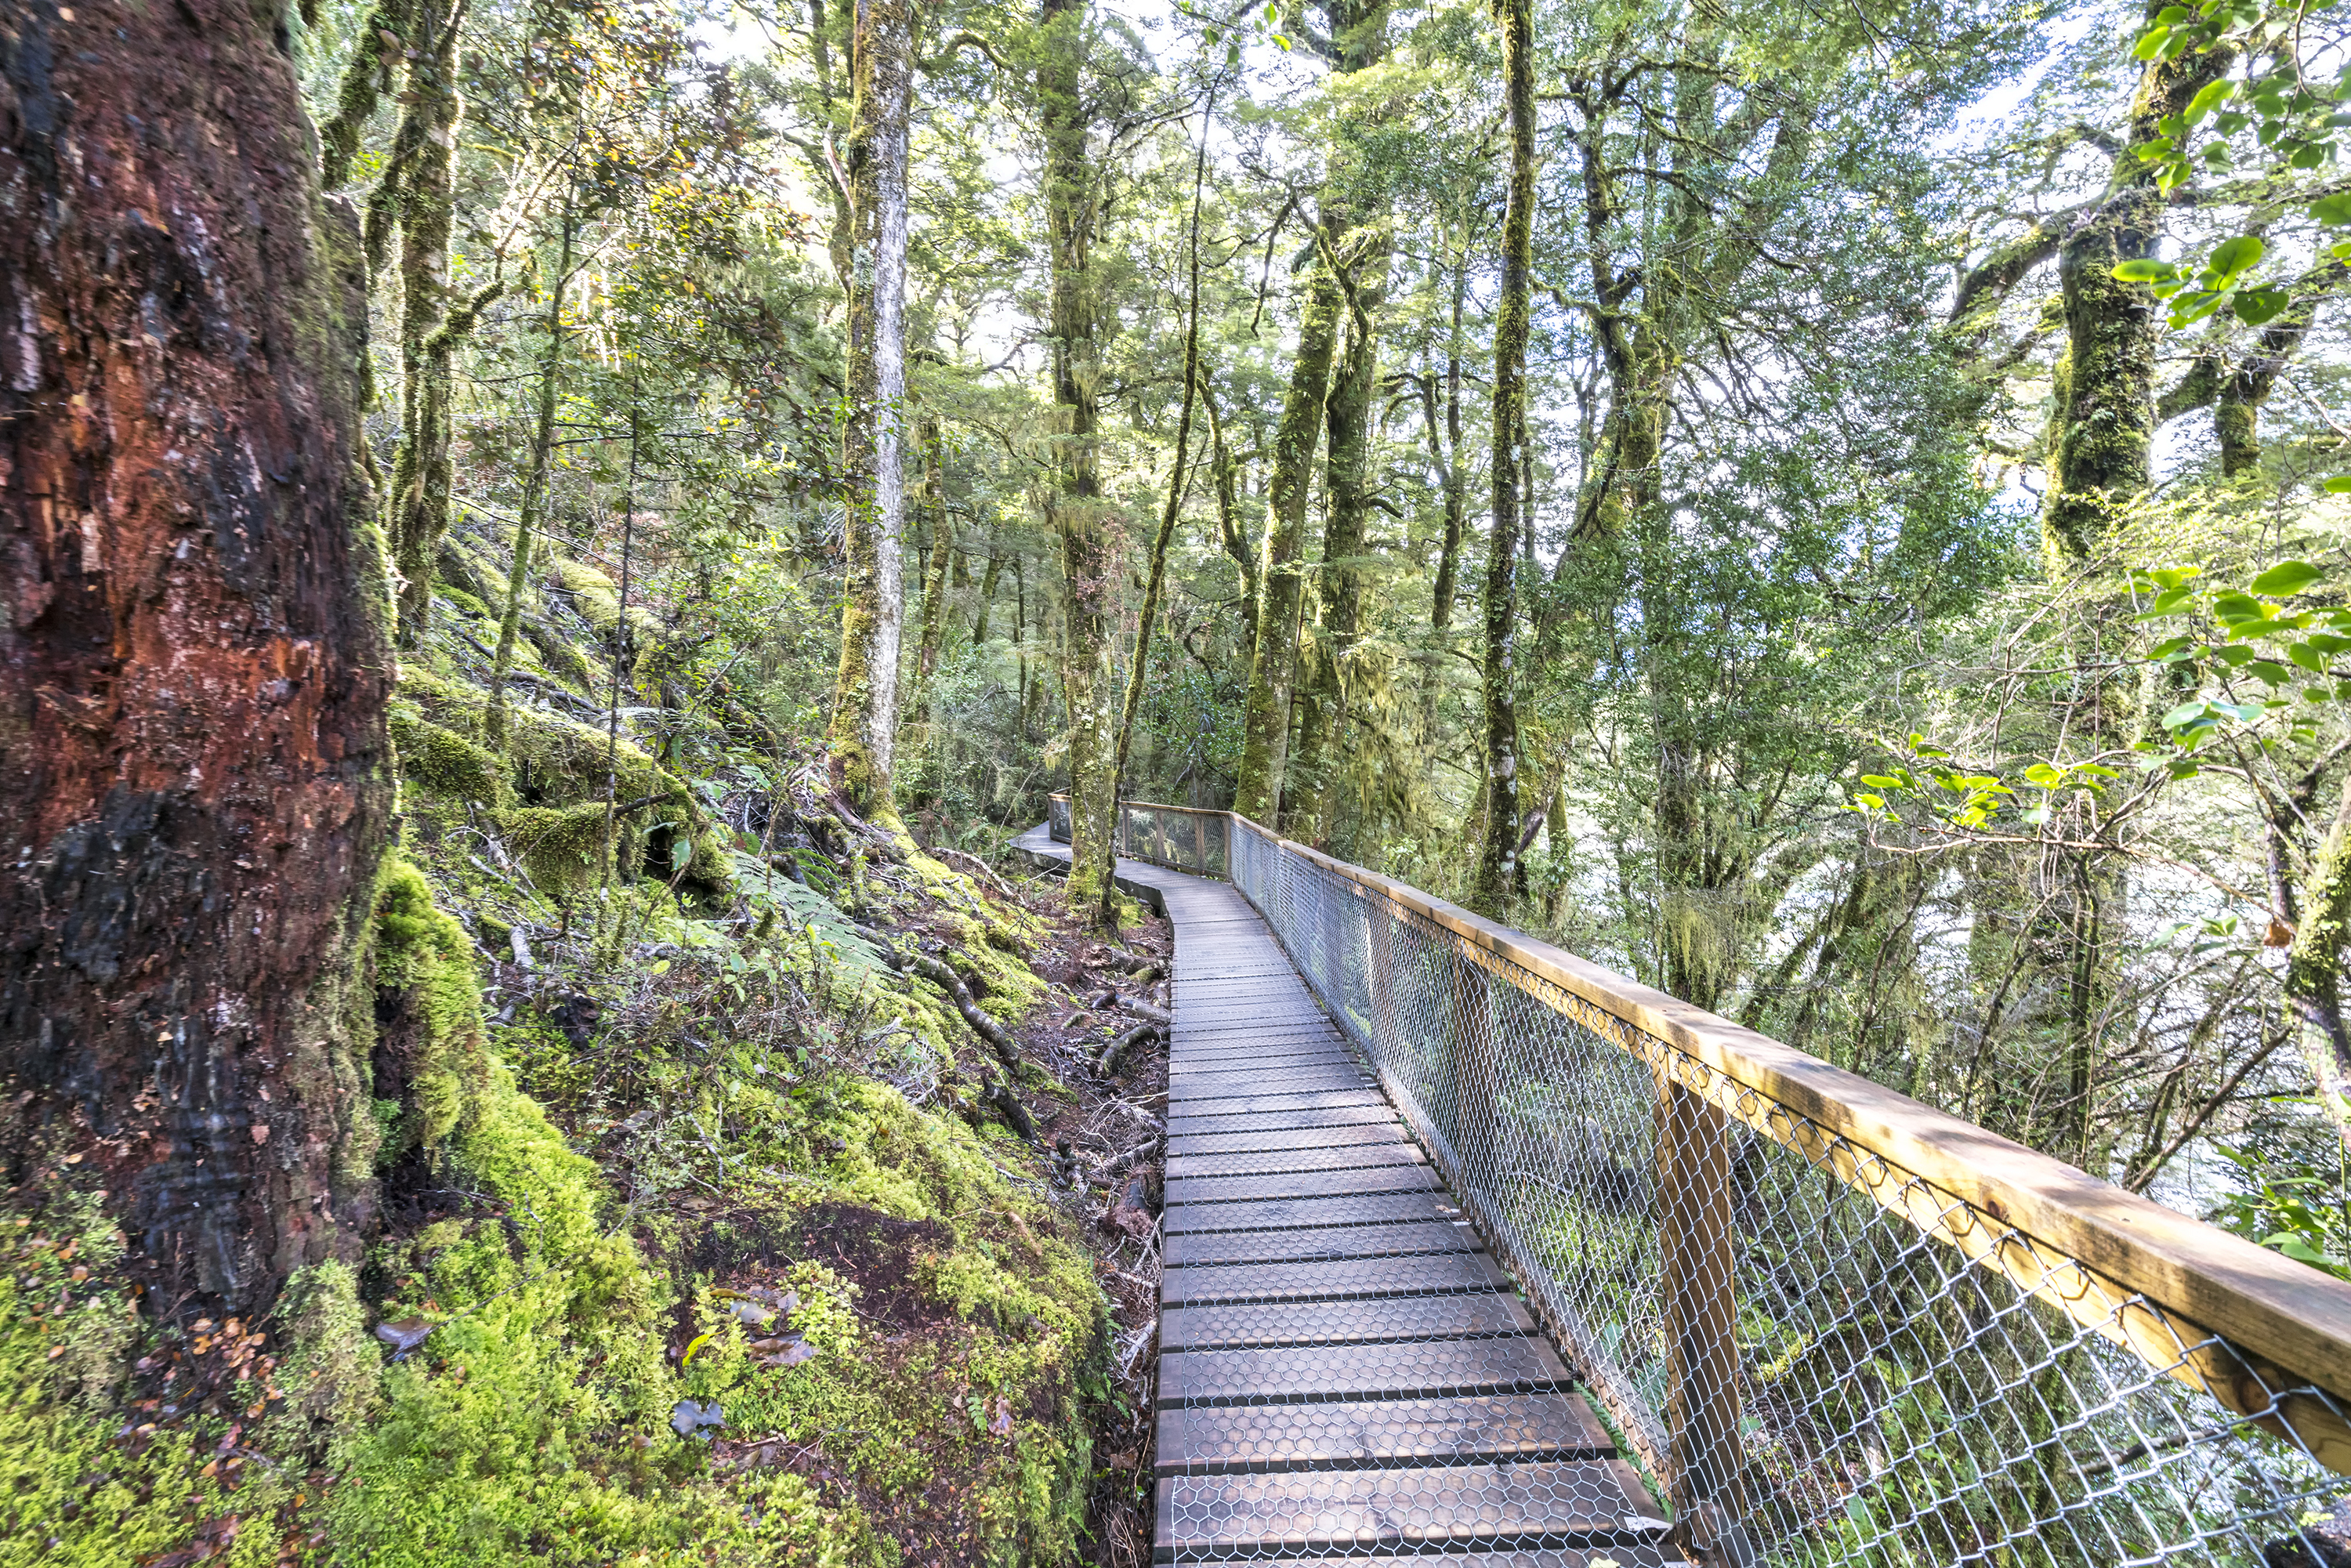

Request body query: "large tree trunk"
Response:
[1287, 1, 1393, 845]
[1038, 0, 1118, 921]
[0, 0, 394, 1309]
[1473, 0, 1534, 914]
[826, 0, 913, 820]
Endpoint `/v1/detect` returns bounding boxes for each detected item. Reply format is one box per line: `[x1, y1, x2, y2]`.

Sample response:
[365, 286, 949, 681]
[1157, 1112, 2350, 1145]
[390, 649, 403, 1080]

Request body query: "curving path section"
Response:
[1014, 824, 1683, 1566]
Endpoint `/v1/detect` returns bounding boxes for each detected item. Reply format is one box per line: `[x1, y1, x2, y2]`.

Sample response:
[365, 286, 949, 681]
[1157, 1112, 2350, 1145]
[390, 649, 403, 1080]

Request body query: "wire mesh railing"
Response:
[1063, 795, 2351, 1564]
[1045, 793, 1230, 879]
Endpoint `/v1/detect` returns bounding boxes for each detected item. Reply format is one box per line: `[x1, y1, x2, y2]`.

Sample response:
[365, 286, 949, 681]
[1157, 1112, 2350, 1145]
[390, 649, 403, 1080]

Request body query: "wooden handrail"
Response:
[1078, 796, 2351, 1468]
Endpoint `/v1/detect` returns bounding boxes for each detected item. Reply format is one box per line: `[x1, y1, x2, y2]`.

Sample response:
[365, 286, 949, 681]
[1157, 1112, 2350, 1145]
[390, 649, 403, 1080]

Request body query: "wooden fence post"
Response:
[1657, 1062, 1744, 1526]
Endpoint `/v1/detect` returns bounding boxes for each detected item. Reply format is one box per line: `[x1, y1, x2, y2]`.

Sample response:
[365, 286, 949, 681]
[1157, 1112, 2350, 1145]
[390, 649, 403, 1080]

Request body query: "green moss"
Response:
[371, 853, 493, 1153]
[0, 1193, 241, 1567]
[550, 556, 661, 643]
[393, 709, 509, 805]
[399, 664, 733, 903]
[438, 585, 494, 621]
[498, 802, 613, 895]
[266, 1260, 382, 1459]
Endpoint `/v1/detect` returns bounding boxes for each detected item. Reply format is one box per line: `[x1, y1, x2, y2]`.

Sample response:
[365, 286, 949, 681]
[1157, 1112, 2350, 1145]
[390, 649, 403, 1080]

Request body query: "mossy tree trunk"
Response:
[2157, 263, 2344, 477]
[383, 0, 466, 644]
[971, 549, 1003, 643]
[2277, 770, 2351, 1150]
[825, 0, 914, 822]
[2027, 52, 2228, 1168]
[1038, 0, 1119, 922]
[1471, 0, 1534, 915]
[1425, 250, 1469, 638]
[1231, 214, 1343, 826]
[1287, 1, 1393, 845]
[0, 0, 395, 1309]
[1289, 258, 1392, 842]
[2044, 50, 2228, 561]
[321, 0, 494, 649]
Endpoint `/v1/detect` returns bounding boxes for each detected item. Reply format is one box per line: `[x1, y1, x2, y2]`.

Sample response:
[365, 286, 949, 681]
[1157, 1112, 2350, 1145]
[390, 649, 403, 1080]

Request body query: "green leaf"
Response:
[2250, 659, 2292, 684]
[2313, 192, 2351, 225]
[2076, 763, 2121, 779]
[2235, 286, 2291, 324]
[2023, 762, 2063, 787]
[2149, 567, 2203, 588]
[2208, 234, 2266, 281]
[2323, 476, 2351, 493]
[2112, 258, 2180, 282]
[2161, 700, 2211, 729]
[1853, 792, 1886, 809]
[2250, 559, 2324, 596]
[2133, 24, 2172, 58]
[2290, 642, 2327, 672]
[2183, 78, 2237, 122]
[1858, 774, 1904, 788]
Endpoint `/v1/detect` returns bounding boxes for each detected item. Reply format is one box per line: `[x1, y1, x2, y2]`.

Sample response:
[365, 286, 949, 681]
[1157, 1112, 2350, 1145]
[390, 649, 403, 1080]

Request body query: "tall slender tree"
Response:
[1232, 208, 1344, 826]
[1115, 80, 1218, 797]
[1038, 0, 1122, 920]
[1472, 0, 1534, 913]
[827, 0, 915, 821]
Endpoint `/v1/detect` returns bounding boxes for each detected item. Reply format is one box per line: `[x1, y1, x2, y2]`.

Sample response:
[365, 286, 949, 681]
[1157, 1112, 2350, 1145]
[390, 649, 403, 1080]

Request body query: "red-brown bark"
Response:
[0, 0, 393, 1307]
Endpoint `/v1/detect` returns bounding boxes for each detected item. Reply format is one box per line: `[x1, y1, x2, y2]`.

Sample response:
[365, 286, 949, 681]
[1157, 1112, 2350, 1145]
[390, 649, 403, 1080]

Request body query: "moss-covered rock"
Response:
[498, 802, 613, 895]
[398, 664, 734, 904]
[549, 555, 661, 643]
[392, 709, 509, 806]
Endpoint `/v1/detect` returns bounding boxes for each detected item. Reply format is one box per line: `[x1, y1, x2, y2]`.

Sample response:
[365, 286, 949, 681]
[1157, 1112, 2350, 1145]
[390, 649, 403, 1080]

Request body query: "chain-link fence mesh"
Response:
[1045, 794, 1230, 879]
[1091, 788, 2351, 1566]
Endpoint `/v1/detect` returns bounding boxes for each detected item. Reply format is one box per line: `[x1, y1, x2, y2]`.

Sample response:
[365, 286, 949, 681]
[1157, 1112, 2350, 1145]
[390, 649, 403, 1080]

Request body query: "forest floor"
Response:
[0, 522, 1180, 1567]
[463, 838, 1175, 1568]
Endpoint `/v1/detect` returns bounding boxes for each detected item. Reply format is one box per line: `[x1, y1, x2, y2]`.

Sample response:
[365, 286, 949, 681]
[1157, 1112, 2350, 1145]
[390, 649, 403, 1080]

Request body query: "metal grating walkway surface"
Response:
[1015, 827, 1684, 1566]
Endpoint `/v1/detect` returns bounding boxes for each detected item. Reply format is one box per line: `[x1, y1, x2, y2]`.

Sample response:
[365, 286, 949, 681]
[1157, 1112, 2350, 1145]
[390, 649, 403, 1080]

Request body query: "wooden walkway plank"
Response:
[1009, 823, 1680, 1565]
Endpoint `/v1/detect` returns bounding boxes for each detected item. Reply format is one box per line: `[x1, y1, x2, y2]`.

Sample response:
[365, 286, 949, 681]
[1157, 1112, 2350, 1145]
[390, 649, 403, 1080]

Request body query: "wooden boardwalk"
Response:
[1014, 827, 1682, 1565]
